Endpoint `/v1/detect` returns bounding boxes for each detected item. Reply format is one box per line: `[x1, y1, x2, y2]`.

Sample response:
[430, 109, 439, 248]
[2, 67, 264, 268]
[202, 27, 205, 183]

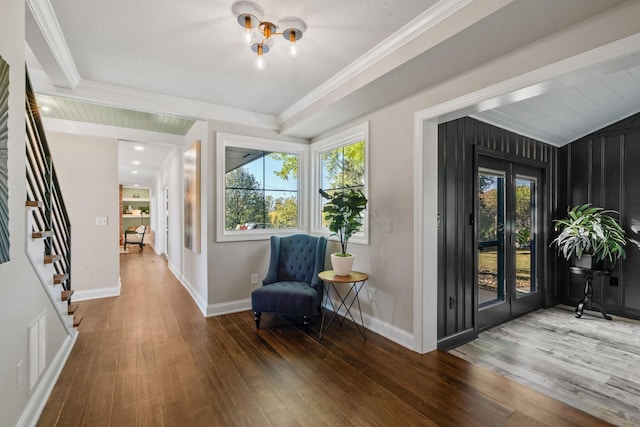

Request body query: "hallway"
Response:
[37, 249, 608, 426]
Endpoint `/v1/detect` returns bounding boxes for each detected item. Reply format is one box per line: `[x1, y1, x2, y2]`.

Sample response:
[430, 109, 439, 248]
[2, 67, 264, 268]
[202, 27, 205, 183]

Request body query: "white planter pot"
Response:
[331, 253, 354, 276]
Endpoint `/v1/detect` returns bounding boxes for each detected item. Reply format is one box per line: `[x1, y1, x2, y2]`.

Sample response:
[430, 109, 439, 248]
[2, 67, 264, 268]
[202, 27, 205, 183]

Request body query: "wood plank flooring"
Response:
[451, 306, 640, 426]
[37, 249, 610, 426]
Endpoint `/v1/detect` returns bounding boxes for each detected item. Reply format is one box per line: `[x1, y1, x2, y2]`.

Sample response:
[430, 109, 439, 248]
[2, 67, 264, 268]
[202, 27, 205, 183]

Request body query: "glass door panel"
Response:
[477, 169, 505, 308]
[477, 156, 543, 330]
[515, 176, 537, 298]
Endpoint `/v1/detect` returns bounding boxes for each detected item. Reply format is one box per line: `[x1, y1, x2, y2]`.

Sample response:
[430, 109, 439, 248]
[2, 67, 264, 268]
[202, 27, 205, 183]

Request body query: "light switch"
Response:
[386, 220, 393, 233]
[96, 216, 108, 226]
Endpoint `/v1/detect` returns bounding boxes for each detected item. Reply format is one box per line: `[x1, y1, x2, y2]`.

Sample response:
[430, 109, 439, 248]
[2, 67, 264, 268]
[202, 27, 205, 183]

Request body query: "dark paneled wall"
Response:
[437, 117, 562, 349]
[561, 113, 640, 318]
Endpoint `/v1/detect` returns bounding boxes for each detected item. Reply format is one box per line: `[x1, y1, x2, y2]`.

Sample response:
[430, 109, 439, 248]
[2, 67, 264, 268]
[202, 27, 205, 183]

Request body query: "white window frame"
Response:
[310, 122, 369, 245]
[216, 132, 308, 242]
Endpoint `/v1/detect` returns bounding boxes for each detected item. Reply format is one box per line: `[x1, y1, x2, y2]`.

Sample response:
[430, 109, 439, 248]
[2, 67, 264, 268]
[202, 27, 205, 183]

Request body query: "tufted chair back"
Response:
[253, 234, 327, 330]
[263, 234, 326, 289]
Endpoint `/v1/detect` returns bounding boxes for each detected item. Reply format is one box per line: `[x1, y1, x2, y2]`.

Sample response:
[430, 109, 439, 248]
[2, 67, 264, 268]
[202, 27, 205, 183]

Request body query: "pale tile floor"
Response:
[451, 305, 640, 426]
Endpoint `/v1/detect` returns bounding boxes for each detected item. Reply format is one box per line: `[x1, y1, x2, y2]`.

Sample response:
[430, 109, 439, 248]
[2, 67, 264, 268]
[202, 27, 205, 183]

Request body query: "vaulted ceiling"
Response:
[25, 0, 640, 186]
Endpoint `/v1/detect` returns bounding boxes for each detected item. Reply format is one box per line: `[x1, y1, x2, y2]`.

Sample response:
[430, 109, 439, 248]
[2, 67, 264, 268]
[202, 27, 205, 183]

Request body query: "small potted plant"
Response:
[319, 187, 368, 275]
[551, 204, 627, 269]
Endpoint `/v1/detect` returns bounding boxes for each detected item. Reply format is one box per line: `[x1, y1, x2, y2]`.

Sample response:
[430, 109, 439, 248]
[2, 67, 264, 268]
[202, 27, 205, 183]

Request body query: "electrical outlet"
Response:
[368, 286, 377, 301]
[250, 274, 258, 285]
[96, 216, 108, 226]
[16, 360, 24, 390]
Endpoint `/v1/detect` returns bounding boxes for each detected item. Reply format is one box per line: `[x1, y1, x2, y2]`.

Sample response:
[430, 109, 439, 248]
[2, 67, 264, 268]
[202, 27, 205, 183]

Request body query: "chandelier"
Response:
[233, 2, 306, 70]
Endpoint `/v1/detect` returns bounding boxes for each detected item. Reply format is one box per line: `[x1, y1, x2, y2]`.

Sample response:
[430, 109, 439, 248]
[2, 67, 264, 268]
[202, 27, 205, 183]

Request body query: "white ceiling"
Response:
[24, 0, 640, 186]
[472, 65, 640, 146]
[118, 140, 175, 188]
[32, 0, 438, 115]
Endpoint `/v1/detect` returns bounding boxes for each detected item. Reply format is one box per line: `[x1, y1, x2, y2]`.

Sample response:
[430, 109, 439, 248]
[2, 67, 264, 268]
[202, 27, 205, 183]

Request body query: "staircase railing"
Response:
[25, 74, 72, 292]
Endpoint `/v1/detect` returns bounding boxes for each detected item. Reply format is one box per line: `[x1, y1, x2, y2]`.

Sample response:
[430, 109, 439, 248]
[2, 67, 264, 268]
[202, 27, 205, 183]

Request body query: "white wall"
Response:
[149, 122, 212, 315]
[311, 108, 417, 335]
[198, 112, 418, 345]
[205, 120, 308, 315]
[181, 121, 209, 313]
[47, 132, 120, 300]
[0, 1, 70, 425]
[151, 147, 183, 274]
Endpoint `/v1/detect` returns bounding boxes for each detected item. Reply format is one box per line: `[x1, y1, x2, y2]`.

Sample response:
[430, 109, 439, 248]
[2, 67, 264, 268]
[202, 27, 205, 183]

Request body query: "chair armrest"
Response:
[310, 236, 327, 291]
[262, 236, 280, 286]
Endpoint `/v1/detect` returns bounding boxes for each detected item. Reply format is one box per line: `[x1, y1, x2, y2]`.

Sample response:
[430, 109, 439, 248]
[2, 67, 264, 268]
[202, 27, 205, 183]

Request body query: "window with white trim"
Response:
[216, 133, 307, 242]
[311, 122, 369, 244]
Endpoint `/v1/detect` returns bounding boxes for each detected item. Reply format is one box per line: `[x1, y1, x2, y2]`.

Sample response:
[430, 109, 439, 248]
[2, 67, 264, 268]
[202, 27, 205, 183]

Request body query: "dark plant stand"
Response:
[569, 266, 612, 320]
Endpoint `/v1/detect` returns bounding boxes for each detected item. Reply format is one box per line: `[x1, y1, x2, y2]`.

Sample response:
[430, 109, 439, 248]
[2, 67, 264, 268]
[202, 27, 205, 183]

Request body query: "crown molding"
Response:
[276, 0, 474, 125]
[26, 0, 81, 88]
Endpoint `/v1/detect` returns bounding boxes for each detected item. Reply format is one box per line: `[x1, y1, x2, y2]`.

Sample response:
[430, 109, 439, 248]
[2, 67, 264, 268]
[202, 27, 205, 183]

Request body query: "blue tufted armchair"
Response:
[252, 234, 327, 330]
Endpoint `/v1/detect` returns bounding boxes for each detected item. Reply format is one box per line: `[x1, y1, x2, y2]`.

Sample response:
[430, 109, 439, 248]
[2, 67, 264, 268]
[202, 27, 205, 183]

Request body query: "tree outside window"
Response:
[320, 141, 365, 227]
[224, 151, 299, 231]
[309, 122, 368, 243]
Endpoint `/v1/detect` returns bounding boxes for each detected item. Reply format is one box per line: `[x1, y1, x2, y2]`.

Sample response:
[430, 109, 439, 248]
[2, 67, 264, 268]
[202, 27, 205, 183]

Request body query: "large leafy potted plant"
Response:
[551, 204, 627, 269]
[319, 187, 368, 276]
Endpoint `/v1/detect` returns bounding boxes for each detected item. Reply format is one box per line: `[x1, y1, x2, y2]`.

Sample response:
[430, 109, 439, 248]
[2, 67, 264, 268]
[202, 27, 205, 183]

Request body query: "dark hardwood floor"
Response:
[37, 248, 611, 426]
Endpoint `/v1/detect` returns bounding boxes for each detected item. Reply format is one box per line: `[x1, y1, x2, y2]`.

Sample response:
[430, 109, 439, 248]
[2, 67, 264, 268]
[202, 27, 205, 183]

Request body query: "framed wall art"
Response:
[184, 140, 200, 253]
[0, 55, 9, 264]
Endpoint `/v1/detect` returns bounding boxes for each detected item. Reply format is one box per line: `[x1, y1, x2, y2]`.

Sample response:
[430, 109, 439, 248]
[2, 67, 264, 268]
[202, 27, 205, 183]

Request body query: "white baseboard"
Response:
[322, 299, 414, 350]
[166, 260, 181, 281]
[179, 276, 208, 317]
[72, 279, 121, 301]
[163, 260, 210, 317]
[16, 332, 78, 427]
[206, 299, 251, 317]
[362, 311, 414, 350]
[161, 262, 411, 349]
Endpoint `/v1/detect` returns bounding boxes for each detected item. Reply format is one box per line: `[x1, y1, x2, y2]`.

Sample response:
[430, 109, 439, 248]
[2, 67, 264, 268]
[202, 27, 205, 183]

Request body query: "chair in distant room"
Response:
[124, 225, 146, 251]
[252, 234, 327, 331]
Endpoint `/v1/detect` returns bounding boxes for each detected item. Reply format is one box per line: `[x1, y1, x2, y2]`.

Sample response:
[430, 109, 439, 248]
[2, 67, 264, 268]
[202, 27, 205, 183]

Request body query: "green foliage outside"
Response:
[268, 196, 298, 228]
[478, 248, 533, 291]
[477, 176, 537, 295]
[224, 142, 365, 232]
[225, 152, 300, 230]
[225, 168, 266, 230]
[477, 177, 533, 248]
[322, 141, 365, 190]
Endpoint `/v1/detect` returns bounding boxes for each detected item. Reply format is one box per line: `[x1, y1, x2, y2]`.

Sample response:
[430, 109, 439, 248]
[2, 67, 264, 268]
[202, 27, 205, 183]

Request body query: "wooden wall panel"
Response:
[623, 130, 640, 312]
[562, 113, 640, 318]
[437, 117, 560, 349]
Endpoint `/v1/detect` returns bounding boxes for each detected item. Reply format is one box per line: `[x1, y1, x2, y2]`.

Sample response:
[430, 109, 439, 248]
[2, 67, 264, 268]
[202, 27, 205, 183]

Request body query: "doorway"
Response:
[476, 155, 543, 330]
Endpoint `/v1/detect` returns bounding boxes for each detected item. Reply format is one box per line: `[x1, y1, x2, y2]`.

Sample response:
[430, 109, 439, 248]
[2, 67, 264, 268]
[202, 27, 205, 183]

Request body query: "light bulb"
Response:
[254, 54, 266, 70]
[288, 41, 298, 58]
[242, 28, 253, 45]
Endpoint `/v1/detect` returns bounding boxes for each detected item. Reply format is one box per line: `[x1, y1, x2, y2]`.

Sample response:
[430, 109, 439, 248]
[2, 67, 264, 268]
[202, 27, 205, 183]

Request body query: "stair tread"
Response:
[61, 290, 74, 301]
[32, 230, 54, 239]
[25, 200, 43, 208]
[73, 315, 83, 328]
[53, 273, 69, 284]
[44, 254, 62, 264]
[68, 303, 79, 315]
